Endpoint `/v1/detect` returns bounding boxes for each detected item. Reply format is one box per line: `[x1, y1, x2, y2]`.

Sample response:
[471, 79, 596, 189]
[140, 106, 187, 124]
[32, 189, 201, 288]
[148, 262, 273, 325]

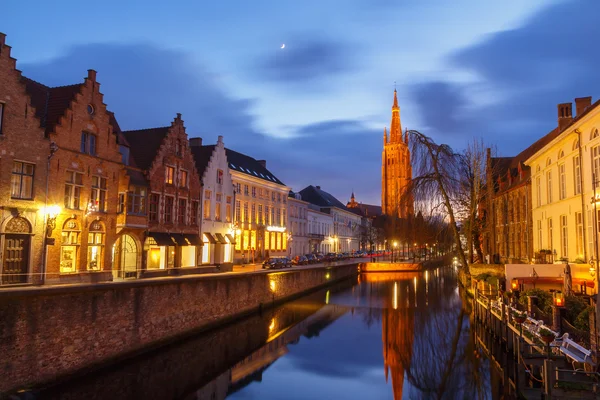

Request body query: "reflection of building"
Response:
[190, 136, 236, 267]
[226, 150, 290, 262]
[382, 305, 414, 399]
[382, 89, 414, 218]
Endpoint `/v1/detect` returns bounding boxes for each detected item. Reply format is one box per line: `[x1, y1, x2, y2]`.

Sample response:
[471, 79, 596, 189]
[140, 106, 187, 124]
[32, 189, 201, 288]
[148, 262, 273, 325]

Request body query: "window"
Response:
[283, 209, 286, 226]
[252, 187, 256, 198]
[588, 210, 595, 259]
[576, 212, 584, 257]
[90, 176, 107, 212]
[271, 207, 275, 225]
[164, 196, 174, 223]
[204, 198, 211, 220]
[558, 164, 566, 200]
[546, 170, 552, 203]
[593, 145, 600, 187]
[236, 183, 241, 194]
[251, 204, 256, 222]
[165, 166, 175, 185]
[277, 208, 281, 225]
[244, 185, 249, 196]
[226, 196, 232, 222]
[80, 132, 97, 156]
[176, 139, 182, 157]
[258, 205, 263, 224]
[87, 221, 104, 271]
[118, 193, 125, 213]
[179, 170, 188, 188]
[271, 192, 276, 201]
[11, 161, 34, 199]
[216, 202, 221, 221]
[560, 215, 568, 258]
[217, 169, 223, 184]
[536, 176, 541, 207]
[277, 193, 281, 202]
[64, 171, 83, 209]
[216, 193, 222, 202]
[178, 198, 187, 224]
[191, 201, 198, 225]
[265, 206, 269, 224]
[243, 202, 249, 222]
[574, 155, 581, 195]
[120, 146, 130, 165]
[60, 219, 80, 273]
[149, 193, 160, 222]
[547, 218, 553, 252]
[127, 186, 146, 214]
[0, 102, 4, 134]
[235, 200, 241, 222]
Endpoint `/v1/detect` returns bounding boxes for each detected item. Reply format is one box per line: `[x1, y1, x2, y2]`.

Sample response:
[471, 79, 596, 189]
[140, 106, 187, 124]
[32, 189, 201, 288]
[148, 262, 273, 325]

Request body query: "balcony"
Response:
[308, 233, 325, 240]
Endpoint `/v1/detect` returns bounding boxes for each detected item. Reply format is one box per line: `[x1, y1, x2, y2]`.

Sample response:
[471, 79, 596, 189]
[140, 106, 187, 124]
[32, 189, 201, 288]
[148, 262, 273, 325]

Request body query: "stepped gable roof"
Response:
[225, 148, 285, 185]
[299, 185, 347, 210]
[190, 144, 216, 181]
[122, 126, 170, 170]
[21, 76, 83, 135]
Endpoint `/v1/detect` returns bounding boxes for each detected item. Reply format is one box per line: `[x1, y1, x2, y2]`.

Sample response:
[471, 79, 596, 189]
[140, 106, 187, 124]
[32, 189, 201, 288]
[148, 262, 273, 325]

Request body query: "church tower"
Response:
[382, 89, 414, 218]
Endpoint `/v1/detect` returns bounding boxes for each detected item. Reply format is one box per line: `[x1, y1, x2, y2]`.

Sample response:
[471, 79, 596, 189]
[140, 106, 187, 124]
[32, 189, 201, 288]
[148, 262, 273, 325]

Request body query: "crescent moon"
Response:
[281, 44, 285, 49]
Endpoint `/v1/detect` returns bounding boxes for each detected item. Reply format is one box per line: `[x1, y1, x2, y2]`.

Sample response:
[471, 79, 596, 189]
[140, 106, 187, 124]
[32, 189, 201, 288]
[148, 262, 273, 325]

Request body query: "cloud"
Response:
[19, 42, 381, 204]
[409, 0, 600, 155]
[256, 37, 359, 84]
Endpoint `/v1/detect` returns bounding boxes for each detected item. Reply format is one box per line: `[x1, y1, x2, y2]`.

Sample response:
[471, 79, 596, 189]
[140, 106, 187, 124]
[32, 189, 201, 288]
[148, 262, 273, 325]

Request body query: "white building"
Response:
[190, 136, 236, 268]
[226, 150, 290, 263]
[287, 192, 309, 257]
[307, 205, 334, 254]
[299, 185, 361, 253]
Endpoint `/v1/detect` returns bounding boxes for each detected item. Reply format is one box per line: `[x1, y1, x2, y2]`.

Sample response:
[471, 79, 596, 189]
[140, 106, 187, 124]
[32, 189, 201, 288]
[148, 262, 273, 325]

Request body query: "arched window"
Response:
[61, 219, 80, 273]
[573, 139, 580, 151]
[558, 150, 564, 159]
[591, 129, 599, 140]
[536, 165, 541, 173]
[87, 220, 105, 271]
[546, 158, 552, 167]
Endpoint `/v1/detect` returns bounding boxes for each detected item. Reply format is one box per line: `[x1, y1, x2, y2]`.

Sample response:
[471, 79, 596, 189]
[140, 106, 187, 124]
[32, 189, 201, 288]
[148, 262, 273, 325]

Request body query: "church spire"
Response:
[383, 127, 388, 145]
[390, 89, 402, 142]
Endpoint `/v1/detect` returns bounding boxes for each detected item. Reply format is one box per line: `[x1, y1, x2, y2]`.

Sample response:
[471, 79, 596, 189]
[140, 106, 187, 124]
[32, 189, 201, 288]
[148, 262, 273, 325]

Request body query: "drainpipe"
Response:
[576, 129, 588, 261]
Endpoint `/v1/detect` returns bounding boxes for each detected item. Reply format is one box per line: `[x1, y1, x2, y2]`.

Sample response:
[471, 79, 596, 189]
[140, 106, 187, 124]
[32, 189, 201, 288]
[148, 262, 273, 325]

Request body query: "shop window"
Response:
[87, 221, 104, 271]
[181, 245, 196, 267]
[60, 219, 80, 273]
[202, 234, 211, 264]
[145, 237, 174, 270]
[243, 230, 250, 251]
[265, 232, 270, 250]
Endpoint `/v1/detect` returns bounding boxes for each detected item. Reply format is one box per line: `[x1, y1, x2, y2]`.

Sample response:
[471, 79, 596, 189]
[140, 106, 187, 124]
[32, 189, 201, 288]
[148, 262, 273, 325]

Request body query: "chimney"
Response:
[189, 137, 202, 147]
[575, 97, 592, 117]
[257, 160, 266, 168]
[557, 102, 573, 131]
[87, 69, 97, 81]
[316, 186, 321, 190]
[0, 33, 6, 47]
[217, 135, 223, 144]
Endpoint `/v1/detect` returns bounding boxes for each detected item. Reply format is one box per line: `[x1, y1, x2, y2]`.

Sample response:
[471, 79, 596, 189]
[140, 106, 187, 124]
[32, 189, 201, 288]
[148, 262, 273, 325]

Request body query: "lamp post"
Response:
[393, 241, 398, 263]
[41, 142, 59, 284]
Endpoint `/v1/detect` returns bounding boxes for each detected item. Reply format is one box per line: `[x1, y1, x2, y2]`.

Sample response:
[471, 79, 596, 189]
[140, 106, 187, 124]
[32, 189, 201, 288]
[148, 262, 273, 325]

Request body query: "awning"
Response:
[170, 234, 188, 246]
[225, 234, 236, 244]
[203, 232, 217, 244]
[214, 233, 228, 244]
[147, 232, 175, 246]
[182, 234, 202, 246]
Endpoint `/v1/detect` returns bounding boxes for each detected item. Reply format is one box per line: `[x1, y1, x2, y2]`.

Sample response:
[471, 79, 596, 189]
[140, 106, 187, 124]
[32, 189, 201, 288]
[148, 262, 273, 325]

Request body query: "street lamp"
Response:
[44, 205, 61, 238]
[393, 241, 398, 263]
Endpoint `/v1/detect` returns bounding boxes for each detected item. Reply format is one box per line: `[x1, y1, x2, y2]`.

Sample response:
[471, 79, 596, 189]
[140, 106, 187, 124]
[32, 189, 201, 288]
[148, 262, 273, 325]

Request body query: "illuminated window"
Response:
[558, 164, 566, 200]
[244, 202, 249, 222]
[179, 170, 188, 188]
[243, 230, 250, 250]
[87, 221, 104, 271]
[576, 212, 583, 256]
[560, 215, 568, 258]
[258, 205, 263, 224]
[265, 232, 270, 250]
[546, 170, 552, 203]
[536, 176, 541, 207]
[593, 146, 600, 187]
[547, 218, 553, 252]
[235, 200, 241, 222]
[60, 219, 80, 273]
[251, 204, 256, 222]
[165, 166, 175, 185]
[215, 202, 221, 221]
[574, 155, 581, 195]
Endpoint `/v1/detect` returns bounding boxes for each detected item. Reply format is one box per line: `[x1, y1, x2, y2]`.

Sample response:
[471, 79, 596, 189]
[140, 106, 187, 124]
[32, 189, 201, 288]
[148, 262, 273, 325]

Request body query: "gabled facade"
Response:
[299, 185, 361, 253]
[190, 136, 236, 268]
[23, 69, 125, 283]
[526, 97, 600, 264]
[307, 205, 334, 254]
[287, 192, 309, 257]
[123, 114, 202, 276]
[0, 33, 49, 285]
[226, 150, 290, 263]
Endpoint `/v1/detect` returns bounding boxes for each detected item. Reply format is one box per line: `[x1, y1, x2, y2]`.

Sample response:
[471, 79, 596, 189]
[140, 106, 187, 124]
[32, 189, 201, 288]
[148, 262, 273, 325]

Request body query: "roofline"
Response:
[121, 126, 171, 134]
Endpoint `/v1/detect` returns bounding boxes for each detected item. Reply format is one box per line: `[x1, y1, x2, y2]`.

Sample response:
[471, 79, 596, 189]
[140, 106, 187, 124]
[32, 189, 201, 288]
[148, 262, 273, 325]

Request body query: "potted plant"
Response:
[538, 328, 555, 344]
[513, 311, 527, 324]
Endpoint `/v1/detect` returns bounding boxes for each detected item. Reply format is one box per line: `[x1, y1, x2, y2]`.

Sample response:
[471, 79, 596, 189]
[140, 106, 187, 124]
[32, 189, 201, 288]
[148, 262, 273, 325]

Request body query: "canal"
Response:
[24, 266, 504, 399]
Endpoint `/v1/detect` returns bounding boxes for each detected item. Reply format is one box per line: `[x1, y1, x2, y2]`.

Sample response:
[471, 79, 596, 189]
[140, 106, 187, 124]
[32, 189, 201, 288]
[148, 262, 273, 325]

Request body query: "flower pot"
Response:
[514, 316, 526, 324]
[540, 334, 555, 344]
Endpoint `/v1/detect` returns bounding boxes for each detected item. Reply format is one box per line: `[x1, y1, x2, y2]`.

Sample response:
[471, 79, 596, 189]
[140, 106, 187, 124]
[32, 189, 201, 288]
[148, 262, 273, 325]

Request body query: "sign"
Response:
[266, 226, 286, 232]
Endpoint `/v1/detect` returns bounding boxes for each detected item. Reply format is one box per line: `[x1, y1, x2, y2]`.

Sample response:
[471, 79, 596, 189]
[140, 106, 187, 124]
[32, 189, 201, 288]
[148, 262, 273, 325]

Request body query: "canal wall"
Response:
[0, 264, 358, 395]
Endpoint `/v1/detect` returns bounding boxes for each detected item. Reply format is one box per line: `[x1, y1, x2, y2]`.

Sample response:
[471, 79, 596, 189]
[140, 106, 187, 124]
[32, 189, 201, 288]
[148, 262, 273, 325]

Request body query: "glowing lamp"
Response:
[553, 291, 564, 307]
[511, 279, 518, 290]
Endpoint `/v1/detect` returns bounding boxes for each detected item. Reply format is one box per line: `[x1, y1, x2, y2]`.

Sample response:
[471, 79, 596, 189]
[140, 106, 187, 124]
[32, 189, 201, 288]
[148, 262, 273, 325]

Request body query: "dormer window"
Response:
[80, 132, 97, 156]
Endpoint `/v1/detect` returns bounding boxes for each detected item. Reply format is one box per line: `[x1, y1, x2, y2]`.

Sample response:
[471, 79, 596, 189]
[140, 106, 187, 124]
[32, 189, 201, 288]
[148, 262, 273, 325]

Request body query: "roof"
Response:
[299, 185, 347, 210]
[225, 148, 285, 185]
[190, 145, 216, 181]
[122, 127, 170, 170]
[21, 76, 83, 135]
[126, 168, 148, 187]
[358, 203, 382, 217]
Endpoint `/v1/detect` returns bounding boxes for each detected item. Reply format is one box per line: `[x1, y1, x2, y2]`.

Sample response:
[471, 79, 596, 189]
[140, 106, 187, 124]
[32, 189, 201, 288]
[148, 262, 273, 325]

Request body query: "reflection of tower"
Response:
[382, 89, 414, 218]
[382, 281, 415, 400]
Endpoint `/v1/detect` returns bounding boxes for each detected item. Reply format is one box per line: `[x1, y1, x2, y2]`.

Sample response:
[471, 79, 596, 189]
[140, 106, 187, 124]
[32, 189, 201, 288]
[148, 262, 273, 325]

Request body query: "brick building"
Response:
[23, 69, 124, 283]
[0, 33, 50, 285]
[122, 114, 202, 276]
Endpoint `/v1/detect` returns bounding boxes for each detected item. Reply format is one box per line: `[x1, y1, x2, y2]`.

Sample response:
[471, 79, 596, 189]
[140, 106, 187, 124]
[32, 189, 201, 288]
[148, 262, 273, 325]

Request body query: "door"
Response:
[2, 234, 30, 284]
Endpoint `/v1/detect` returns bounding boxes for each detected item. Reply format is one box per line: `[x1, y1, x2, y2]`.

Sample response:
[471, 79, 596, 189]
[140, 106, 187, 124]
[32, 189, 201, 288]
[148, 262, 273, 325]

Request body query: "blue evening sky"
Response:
[5, 0, 596, 205]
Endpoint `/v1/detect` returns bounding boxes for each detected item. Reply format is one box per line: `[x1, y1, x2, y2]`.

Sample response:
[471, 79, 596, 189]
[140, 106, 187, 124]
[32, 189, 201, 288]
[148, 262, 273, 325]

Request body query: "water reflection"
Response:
[28, 267, 495, 400]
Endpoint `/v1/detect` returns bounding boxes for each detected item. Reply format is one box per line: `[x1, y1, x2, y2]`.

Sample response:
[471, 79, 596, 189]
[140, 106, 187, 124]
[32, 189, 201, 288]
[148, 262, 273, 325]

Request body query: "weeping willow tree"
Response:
[403, 130, 472, 283]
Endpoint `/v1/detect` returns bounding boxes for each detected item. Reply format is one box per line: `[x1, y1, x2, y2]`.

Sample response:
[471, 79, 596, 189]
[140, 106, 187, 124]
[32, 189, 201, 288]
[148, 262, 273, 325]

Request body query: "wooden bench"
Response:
[559, 333, 594, 370]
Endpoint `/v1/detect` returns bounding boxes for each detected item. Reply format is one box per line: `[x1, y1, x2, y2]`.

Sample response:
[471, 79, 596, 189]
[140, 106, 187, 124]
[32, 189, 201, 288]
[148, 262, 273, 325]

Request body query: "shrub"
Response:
[565, 295, 588, 323]
[518, 288, 553, 314]
[575, 306, 593, 332]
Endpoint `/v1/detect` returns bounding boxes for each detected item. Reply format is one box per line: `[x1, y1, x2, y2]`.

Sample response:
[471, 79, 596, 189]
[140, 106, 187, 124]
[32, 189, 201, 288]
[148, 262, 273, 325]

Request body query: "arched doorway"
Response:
[113, 234, 138, 279]
[2, 217, 32, 284]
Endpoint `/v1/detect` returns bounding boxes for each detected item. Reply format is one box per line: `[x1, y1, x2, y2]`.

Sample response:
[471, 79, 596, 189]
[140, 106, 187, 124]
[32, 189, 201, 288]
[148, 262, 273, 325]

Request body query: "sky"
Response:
[4, 0, 597, 205]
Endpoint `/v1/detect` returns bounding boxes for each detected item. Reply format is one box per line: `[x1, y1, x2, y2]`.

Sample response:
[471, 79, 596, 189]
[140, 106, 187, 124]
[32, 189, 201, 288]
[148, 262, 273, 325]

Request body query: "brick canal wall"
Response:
[0, 264, 358, 394]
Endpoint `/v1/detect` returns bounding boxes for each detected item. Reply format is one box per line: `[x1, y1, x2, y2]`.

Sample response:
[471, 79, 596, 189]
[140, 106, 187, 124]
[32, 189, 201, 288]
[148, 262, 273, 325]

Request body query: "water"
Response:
[31, 267, 499, 400]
